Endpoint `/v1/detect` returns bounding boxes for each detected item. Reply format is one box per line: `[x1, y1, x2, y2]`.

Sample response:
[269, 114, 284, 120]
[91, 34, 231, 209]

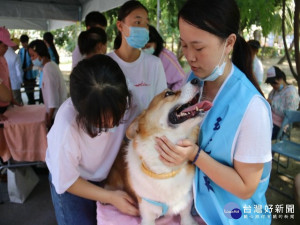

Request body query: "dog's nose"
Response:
[191, 78, 201, 87]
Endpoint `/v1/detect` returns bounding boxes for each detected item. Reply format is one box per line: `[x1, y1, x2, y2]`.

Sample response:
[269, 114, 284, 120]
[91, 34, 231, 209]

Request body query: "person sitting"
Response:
[248, 39, 264, 85]
[28, 40, 67, 128]
[265, 66, 300, 140]
[143, 25, 186, 91]
[78, 27, 107, 58]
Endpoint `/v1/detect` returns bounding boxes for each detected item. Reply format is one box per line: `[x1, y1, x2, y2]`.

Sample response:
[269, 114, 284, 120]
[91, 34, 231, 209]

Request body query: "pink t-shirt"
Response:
[159, 48, 187, 91]
[0, 56, 10, 107]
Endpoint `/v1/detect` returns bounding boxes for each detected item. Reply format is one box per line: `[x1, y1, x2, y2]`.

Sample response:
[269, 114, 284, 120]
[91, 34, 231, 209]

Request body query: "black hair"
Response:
[266, 66, 288, 84]
[20, 34, 29, 43]
[113, 0, 148, 49]
[43, 32, 60, 64]
[85, 11, 107, 28]
[28, 39, 50, 59]
[78, 27, 107, 55]
[148, 25, 164, 56]
[248, 40, 261, 50]
[70, 54, 131, 138]
[178, 0, 263, 96]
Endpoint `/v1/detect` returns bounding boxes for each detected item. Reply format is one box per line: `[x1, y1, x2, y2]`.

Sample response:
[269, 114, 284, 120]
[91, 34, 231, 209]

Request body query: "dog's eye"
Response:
[164, 91, 175, 97]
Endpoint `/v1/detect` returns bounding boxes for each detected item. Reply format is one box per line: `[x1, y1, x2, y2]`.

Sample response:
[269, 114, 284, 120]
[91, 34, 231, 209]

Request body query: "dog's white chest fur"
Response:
[126, 135, 195, 217]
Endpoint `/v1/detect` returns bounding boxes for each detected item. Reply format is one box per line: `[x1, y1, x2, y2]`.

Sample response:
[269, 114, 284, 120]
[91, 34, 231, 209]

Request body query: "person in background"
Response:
[28, 40, 67, 128]
[248, 39, 264, 85]
[39, 32, 60, 104]
[143, 25, 186, 91]
[108, 0, 167, 117]
[78, 27, 107, 58]
[43, 32, 59, 65]
[11, 37, 20, 51]
[46, 55, 139, 225]
[4, 40, 24, 105]
[0, 27, 15, 121]
[19, 34, 36, 105]
[155, 0, 272, 224]
[72, 11, 107, 69]
[265, 66, 299, 140]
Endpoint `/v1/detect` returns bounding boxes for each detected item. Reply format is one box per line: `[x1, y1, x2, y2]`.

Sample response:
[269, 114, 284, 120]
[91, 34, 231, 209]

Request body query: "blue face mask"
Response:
[143, 47, 155, 55]
[32, 58, 43, 67]
[124, 24, 149, 49]
[199, 40, 227, 82]
[279, 84, 284, 91]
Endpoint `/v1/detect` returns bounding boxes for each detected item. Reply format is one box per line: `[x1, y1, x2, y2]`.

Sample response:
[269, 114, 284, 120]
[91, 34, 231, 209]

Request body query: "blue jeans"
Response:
[49, 173, 98, 225]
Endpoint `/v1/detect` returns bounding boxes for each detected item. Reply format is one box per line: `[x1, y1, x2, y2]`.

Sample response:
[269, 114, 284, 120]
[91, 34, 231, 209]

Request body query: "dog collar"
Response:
[141, 161, 181, 179]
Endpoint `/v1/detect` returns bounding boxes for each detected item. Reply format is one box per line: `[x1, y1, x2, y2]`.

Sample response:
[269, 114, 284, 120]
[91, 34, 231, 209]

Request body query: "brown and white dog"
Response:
[106, 78, 212, 225]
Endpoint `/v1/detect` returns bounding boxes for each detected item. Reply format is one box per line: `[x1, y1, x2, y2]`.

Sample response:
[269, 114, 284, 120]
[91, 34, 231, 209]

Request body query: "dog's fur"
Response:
[106, 80, 212, 225]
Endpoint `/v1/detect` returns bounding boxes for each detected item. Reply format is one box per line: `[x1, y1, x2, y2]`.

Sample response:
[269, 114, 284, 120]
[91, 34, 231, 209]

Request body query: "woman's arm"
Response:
[155, 137, 263, 199]
[0, 80, 12, 103]
[67, 177, 139, 216]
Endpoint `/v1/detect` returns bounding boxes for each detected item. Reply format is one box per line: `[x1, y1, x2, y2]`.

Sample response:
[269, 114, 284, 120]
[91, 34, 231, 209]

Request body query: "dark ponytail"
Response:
[178, 0, 264, 96]
[114, 0, 148, 50]
[232, 34, 264, 96]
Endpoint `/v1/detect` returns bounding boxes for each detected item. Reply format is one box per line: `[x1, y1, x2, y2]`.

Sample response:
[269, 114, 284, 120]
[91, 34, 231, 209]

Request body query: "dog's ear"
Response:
[126, 111, 145, 139]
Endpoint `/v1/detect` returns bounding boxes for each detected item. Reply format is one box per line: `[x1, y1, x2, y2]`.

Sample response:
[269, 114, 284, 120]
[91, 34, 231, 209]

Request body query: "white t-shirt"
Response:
[72, 44, 83, 69]
[210, 66, 272, 164]
[234, 95, 272, 163]
[4, 47, 23, 90]
[253, 56, 264, 84]
[107, 51, 167, 116]
[46, 98, 134, 194]
[42, 61, 67, 117]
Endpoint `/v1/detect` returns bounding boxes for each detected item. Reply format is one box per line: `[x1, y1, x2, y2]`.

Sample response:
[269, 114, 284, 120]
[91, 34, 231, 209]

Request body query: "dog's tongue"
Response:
[182, 100, 212, 113]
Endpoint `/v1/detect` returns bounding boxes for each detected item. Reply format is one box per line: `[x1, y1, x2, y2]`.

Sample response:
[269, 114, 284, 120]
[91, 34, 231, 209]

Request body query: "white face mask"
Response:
[105, 126, 117, 133]
[142, 47, 155, 55]
[199, 40, 227, 82]
[94, 125, 117, 135]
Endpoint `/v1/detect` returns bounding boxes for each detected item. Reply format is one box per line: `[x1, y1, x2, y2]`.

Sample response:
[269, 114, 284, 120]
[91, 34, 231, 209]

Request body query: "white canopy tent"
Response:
[0, 0, 128, 30]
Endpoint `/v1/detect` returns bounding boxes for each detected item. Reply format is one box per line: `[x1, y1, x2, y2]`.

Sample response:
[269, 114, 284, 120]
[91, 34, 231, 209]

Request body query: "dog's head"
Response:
[127, 78, 212, 142]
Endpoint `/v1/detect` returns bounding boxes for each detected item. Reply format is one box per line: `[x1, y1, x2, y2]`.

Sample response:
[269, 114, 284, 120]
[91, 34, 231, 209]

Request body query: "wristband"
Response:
[191, 148, 202, 164]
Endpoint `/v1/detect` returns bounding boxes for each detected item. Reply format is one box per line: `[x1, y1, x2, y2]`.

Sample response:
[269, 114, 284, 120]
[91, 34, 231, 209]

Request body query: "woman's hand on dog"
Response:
[155, 136, 198, 167]
[110, 190, 140, 216]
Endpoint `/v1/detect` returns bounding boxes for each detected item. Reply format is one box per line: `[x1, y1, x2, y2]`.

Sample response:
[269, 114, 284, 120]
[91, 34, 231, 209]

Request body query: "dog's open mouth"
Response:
[168, 94, 212, 124]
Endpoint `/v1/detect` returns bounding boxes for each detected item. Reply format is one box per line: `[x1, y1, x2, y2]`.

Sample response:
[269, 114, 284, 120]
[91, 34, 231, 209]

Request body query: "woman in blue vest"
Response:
[155, 0, 272, 224]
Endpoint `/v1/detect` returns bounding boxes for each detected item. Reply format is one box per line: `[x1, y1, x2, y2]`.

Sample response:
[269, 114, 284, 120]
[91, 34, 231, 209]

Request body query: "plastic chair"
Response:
[269, 110, 300, 199]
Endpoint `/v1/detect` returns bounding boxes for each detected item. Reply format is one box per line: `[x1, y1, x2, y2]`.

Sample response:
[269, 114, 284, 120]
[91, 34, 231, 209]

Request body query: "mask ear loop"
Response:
[216, 39, 228, 67]
[121, 23, 131, 38]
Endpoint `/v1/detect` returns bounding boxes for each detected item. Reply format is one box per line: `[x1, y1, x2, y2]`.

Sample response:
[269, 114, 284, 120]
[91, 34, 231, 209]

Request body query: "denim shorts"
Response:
[49, 173, 101, 225]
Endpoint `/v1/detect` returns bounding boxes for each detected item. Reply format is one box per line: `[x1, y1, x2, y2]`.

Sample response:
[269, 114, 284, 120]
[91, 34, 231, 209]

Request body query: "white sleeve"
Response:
[47, 125, 81, 194]
[43, 65, 60, 109]
[234, 96, 272, 163]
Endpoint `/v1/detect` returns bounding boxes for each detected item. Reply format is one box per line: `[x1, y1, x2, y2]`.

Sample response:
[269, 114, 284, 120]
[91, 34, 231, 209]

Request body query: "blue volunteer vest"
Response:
[189, 65, 272, 225]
